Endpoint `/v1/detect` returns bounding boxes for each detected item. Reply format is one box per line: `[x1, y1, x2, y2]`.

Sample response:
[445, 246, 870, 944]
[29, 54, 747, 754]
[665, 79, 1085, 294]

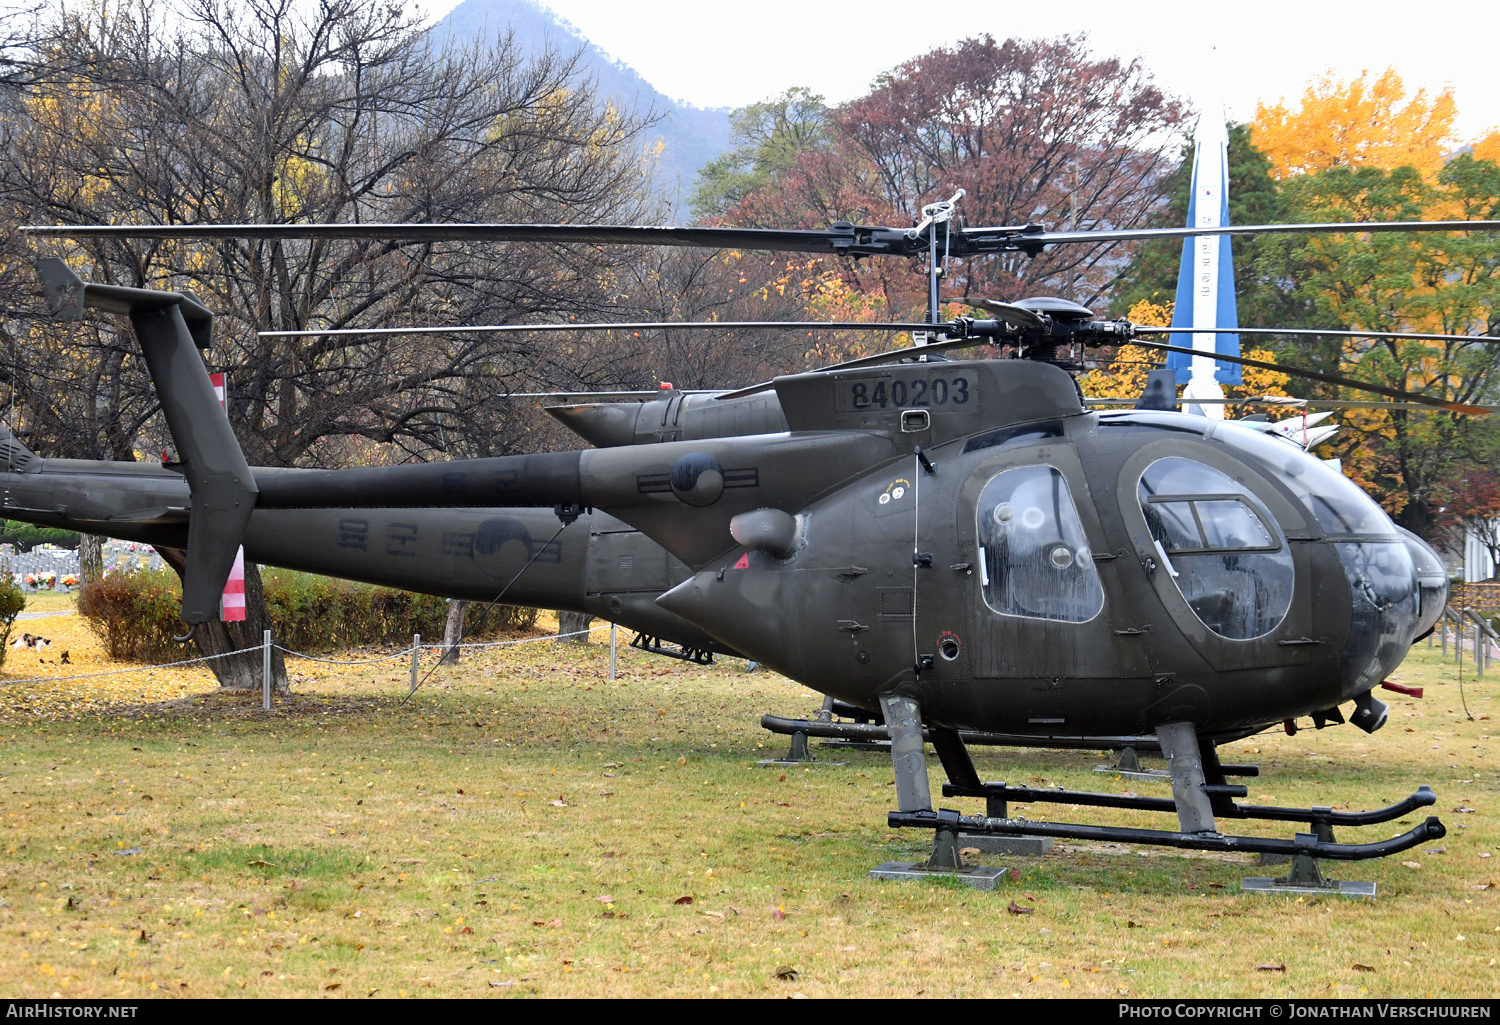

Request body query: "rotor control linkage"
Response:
[939, 781, 1438, 831]
[890, 809, 1445, 862]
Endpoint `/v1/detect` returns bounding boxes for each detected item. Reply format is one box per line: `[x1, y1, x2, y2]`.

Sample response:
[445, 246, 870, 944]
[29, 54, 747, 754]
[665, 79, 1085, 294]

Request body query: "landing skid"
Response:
[869, 703, 1444, 897]
[890, 801, 1443, 861]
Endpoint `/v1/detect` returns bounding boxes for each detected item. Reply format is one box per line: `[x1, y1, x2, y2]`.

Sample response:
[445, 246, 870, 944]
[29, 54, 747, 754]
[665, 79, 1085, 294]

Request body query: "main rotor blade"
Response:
[999, 219, 1500, 250]
[1136, 326, 1500, 345]
[21, 221, 916, 257]
[1086, 396, 1498, 411]
[25, 217, 1500, 259]
[258, 319, 938, 338]
[1128, 339, 1491, 415]
[508, 390, 719, 399]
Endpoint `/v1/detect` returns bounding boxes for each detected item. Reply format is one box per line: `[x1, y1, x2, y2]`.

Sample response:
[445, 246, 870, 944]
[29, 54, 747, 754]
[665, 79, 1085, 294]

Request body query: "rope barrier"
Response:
[271, 624, 610, 664]
[427, 624, 609, 652]
[273, 647, 414, 666]
[0, 643, 267, 689]
[1, 621, 617, 691]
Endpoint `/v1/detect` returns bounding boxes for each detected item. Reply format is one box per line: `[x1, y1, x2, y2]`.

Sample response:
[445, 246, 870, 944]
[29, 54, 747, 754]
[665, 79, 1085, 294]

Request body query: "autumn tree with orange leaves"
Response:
[1242, 72, 1500, 537]
[695, 35, 1188, 323]
[1111, 67, 1500, 540]
[0, 0, 663, 685]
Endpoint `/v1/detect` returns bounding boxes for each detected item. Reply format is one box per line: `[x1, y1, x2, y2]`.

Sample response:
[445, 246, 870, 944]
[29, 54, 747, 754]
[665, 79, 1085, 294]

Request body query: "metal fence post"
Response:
[411, 633, 420, 692]
[610, 622, 617, 680]
[262, 629, 272, 712]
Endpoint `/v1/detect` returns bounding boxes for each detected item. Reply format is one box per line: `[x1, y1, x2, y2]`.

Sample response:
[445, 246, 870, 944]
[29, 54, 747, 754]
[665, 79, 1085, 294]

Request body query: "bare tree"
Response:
[1, 0, 661, 683]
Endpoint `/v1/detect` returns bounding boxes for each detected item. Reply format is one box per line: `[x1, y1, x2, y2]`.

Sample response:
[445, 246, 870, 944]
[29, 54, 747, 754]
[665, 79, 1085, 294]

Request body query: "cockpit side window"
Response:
[977, 465, 1104, 623]
[1139, 457, 1294, 640]
[1144, 494, 1278, 554]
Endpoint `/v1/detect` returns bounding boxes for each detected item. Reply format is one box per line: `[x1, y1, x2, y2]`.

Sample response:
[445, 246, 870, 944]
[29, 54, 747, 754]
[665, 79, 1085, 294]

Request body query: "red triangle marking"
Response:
[733, 552, 750, 570]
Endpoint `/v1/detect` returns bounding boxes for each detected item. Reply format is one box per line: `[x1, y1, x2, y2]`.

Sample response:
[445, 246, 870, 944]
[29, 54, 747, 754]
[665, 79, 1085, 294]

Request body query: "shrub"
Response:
[0, 572, 25, 667]
[260, 570, 536, 653]
[79, 568, 538, 661]
[77, 570, 185, 662]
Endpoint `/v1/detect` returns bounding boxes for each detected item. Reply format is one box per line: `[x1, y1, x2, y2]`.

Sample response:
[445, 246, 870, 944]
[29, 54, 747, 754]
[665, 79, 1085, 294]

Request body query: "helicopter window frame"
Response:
[1133, 455, 1298, 644]
[974, 462, 1106, 626]
[1142, 492, 1283, 555]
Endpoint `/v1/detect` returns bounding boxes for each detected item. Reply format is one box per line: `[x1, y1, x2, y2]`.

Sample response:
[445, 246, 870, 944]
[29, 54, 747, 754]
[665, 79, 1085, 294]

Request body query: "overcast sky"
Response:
[412, 0, 1500, 143]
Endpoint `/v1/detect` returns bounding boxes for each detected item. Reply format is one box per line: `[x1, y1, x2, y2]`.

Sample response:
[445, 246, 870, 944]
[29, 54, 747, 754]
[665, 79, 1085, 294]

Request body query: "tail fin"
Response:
[36, 258, 256, 625]
[0, 423, 38, 472]
[1134, 368, 1178, 411]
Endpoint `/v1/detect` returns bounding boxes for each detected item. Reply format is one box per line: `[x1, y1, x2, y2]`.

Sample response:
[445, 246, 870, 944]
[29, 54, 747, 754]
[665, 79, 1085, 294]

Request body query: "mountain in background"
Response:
[431, 0, 731, 208]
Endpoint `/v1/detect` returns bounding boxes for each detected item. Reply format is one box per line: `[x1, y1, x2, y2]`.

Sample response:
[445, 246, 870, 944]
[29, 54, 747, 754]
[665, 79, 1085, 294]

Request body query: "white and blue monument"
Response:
[1168, 106, 1241, 418]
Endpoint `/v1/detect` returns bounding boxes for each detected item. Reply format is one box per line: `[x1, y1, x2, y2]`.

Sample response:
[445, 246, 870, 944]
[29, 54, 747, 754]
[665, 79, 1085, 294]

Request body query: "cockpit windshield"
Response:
[1204, 420, 1399, 537]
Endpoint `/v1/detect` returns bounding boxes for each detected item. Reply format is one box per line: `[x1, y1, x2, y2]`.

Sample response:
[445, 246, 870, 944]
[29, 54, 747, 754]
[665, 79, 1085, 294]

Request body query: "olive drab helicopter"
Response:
[14, 196, 1500, 893]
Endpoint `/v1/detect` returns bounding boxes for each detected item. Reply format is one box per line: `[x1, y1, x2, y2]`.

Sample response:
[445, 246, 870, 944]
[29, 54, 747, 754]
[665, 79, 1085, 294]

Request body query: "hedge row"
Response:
[78, 568, 537, 662]
[1, 520, 79, 551]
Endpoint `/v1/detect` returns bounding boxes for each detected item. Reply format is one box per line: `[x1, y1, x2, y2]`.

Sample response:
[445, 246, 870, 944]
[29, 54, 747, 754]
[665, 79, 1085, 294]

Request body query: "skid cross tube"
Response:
[941, 781, 1437, 829]
[892, 808, 1445, 861]
[628, 632, 715, 665]
[758, 713, 1166, 752]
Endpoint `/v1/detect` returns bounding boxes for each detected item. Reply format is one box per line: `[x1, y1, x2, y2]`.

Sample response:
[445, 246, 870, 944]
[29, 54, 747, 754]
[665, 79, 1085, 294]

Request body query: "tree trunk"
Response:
[158, 547, 289, 692]
[440, 599, 467, 664]
[78, 534, 104, 584]
[556, 610, 594, 643]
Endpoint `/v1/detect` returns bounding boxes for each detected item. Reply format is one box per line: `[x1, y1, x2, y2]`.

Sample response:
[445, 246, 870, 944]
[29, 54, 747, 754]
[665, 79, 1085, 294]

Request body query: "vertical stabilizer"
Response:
[35, 258, 257, 625]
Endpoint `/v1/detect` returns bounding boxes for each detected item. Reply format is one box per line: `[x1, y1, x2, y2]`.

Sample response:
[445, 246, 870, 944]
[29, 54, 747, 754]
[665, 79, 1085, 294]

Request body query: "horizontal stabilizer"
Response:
[0, 423, 38, 472]
[37, 258, 214, 349]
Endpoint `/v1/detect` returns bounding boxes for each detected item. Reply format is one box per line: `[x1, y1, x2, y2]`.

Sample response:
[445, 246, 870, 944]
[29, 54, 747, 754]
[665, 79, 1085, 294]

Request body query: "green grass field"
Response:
[0, 623, 1496, 998]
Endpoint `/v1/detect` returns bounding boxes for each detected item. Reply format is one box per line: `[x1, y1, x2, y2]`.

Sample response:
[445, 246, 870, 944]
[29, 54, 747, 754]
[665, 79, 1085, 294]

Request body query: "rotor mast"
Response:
[910, 190, 965, 343]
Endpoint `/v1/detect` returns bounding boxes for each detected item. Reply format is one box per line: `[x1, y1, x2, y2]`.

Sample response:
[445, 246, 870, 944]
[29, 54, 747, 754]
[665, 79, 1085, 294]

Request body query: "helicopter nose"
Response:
[1397, 527, 1448, 640]
[1333, 539, 1419, 702]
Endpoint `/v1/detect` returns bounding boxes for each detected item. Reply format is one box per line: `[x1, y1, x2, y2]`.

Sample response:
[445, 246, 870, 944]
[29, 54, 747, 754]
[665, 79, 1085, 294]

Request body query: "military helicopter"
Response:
[14, 199, 1500, 891]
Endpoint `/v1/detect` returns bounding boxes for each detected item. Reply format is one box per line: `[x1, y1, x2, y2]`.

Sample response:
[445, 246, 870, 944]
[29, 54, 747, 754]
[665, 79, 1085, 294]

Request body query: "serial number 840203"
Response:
[847, 376, 972, 410]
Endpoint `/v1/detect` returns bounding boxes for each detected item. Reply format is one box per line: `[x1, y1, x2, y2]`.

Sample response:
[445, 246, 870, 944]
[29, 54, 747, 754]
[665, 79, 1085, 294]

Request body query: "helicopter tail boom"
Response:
[252, 456, 583, 511]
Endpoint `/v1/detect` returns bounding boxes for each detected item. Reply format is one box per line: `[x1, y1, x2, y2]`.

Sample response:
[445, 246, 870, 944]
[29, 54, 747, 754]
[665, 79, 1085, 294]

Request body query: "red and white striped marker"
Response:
[210, 373, 248, 622]
[220, 546, 246, 622]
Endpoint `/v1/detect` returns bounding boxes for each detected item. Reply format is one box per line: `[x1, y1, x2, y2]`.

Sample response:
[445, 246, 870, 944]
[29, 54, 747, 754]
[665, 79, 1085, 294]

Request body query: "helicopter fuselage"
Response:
[657, 400, 1443, 737]
[0, 357, 1442, 743]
